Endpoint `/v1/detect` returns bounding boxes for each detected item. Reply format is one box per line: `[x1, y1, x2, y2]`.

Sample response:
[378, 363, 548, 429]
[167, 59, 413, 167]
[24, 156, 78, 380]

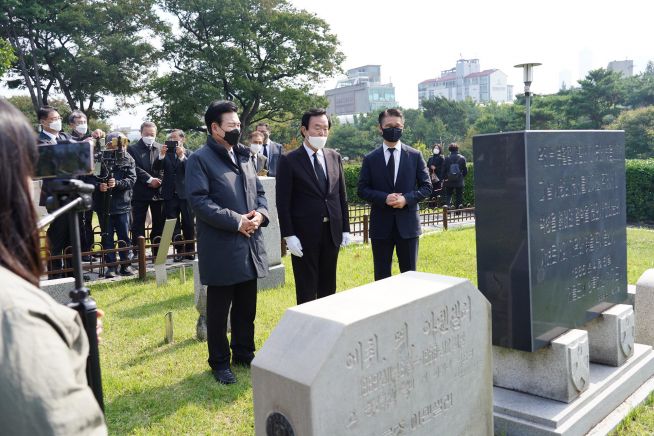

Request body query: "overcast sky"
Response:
[290, 0, 652, 108]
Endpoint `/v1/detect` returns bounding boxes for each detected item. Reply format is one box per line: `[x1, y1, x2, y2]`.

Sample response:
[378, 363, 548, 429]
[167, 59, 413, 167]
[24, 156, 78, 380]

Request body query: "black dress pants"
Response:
[131, 199, 164, 253]
[47, 214, 73, 278]
[371, 221, 419, 281]
[445, 186, 464, 208]
[206, 279, 257, 370]
[79, 209, 94, 252]
[291, 221, 340, 305]
[164, 196, 195, 254]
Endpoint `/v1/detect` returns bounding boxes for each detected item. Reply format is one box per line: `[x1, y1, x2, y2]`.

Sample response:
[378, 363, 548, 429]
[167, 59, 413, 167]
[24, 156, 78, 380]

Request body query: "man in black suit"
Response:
[256, 122, 283, 176]
[357, 108, 432, 281]
[127, 121, 165, 255]
[154, 129, 195, 259]
[37, 106, 74, 278]
[276, 108, 351, 304]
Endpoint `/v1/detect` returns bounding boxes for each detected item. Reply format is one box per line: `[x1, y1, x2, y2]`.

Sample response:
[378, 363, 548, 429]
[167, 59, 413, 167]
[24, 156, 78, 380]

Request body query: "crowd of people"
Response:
[0, 96, 470, 433]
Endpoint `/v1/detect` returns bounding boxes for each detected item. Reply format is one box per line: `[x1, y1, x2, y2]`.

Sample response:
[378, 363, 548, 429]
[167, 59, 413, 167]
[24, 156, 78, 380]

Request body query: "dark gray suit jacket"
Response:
[186, 136, 269, 286]
[264, 141, 283, 176]
[127, 139, 163, 202]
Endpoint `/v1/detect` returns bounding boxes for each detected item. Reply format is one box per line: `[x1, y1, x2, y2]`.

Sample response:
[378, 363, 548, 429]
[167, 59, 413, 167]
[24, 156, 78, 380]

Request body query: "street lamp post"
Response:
[514, 63, 542, 130]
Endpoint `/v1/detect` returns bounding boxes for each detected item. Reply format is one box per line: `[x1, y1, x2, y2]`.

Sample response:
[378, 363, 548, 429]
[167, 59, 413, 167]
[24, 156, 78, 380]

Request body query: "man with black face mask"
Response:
[357, 108, 431, 281]
[186, 100, 269, 385]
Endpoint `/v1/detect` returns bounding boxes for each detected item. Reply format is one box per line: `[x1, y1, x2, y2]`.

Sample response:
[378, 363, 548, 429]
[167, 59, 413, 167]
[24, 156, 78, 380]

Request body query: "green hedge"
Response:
[345, 159, 654, 223]
[626, 159, 654, 223]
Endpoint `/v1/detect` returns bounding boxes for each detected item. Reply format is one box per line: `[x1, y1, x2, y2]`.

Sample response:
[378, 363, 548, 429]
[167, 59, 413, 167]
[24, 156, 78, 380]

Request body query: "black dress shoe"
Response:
[184, 254, 196, 260]
[212, 368, 237, 385]
[104, 267, 117, 279]
[120, 265, 136, 276]
[81, 255, 92, 262]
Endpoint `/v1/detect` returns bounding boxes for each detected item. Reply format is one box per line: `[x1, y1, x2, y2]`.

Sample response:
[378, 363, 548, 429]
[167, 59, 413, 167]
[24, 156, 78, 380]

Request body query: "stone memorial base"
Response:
[493, 344, 654, 436]
[40, 277, 75, 304]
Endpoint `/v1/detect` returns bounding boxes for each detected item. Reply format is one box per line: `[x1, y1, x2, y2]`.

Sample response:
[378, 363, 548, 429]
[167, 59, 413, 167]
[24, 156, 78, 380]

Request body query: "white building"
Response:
[607, 60, 633, 77]
[325, 65, 397, 116]
[418, 59, 513, 105]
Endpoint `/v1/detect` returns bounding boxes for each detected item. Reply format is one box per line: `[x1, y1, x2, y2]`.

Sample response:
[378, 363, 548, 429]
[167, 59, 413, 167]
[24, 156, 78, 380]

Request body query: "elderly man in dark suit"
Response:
[256, 122, 283, 176]
[37, 106, 74, 278]
[247, 130, 268, 176]
[357, 108, 432, 281]
[153, 129, 195, 259]
[127, 121, 165, 255]
[186, 100, 269, 385]
[276, 108, 351, 305]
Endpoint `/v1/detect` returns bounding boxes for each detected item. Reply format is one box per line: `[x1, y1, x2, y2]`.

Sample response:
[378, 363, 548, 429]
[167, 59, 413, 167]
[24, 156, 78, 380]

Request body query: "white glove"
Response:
[285, 235, 303, 257]
[341, 232, 352, 247]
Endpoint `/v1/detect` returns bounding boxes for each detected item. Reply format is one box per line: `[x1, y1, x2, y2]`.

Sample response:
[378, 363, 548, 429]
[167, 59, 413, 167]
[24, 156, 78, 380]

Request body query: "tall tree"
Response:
[0, 37, 16, 77]
[1, 0, 164, 115]
[566, 68, 624, 128]
[153, 0, 343, 130]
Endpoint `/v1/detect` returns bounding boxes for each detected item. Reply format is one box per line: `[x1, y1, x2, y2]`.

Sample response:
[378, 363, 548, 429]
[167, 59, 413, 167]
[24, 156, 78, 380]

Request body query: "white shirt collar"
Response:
[42, 130, 58, 141]
[383, 141, 402, 153]
[303, 142, 324, 158]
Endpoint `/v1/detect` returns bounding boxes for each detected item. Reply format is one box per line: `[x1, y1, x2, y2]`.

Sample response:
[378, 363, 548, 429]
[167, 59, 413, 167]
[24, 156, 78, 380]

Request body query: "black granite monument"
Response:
[474, 131, 627, 351]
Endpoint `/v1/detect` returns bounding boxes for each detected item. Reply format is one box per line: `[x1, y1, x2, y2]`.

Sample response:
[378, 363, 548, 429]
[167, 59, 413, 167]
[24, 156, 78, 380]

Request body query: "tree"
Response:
[608, 107, 654, 159]
[0, 37, 16, 77]
[154, 0, 343, 131]
[421, 96, 479, 140]
[1, 0, 164, 115]
[566, 68, 624, 129]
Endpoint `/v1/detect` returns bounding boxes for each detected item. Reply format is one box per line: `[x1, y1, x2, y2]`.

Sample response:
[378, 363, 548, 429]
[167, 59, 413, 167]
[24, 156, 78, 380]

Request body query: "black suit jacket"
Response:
[357, 143, 431, 239]
[276, 146, 350, 247]
[127, 139, 163, 202]
[152, 149, 191, 200]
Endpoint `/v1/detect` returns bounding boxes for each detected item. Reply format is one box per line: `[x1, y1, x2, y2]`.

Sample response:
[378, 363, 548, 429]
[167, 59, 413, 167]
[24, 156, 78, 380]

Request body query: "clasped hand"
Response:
[99, 178, 116, 192]
[386, 193, 407, 209]
[239, 210, 263, 238]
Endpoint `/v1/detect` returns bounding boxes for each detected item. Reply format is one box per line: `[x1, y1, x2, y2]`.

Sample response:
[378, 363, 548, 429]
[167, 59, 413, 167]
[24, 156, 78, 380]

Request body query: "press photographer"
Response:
[93, 132, 136, 278]
[69, 110, 106, 260]
[153, 129, 195, 260]
[0, 99, 107, 434]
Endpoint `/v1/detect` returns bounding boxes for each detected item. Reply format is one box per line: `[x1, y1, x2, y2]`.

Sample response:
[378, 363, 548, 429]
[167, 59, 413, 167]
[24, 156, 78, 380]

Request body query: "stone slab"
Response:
[257, 263, 285, 290]
[585, 304, 634, 366]
[155, 218, 178, 265]
[259, 177, 282, 266]
[40, 277, 75, 304]
[493, 329, 590, 403]
[493, 343, 654, 436]
[155, 264, 167, 286]
[252, 272, 493, 436]
[625, 284, 635, 307]
[474, 131, 627, 352]
[635, 269, 654, 346]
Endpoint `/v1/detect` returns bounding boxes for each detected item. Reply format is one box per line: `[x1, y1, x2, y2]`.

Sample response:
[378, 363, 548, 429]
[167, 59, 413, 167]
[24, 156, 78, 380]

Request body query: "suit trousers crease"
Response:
[131, 199, 164, 252]
[291, 221, 339, 305]
[371, 221, 419, 281]
[206, 279, 257, 370]
[164, 197, 195, 253]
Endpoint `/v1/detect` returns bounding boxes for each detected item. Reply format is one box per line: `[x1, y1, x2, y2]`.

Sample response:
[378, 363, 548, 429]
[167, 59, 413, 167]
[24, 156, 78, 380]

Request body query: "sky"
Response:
[4, 0, 651, 129]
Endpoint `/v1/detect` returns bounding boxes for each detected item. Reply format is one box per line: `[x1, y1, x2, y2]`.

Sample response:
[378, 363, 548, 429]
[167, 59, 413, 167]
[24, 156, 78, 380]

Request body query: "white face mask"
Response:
[307, 136, 327, 149]
[142, 136, 155, 146]
[250, 143, 262, 154]
[433, 148, 440, 155]
[75, 124, 88, 135]
[49, 120, 62, 132]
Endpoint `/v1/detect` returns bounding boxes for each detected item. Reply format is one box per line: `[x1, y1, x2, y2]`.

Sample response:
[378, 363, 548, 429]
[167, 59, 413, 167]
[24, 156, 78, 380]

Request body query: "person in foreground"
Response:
[186, 100, 269, 385]
[276, 108, 351, 305]
[0, 98, 107, 434]
[357, 108, 432, 281]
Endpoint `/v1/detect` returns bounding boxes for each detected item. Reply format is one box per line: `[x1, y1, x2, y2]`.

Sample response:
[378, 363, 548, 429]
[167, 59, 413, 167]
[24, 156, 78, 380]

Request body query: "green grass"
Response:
[93, 226, 654, 435]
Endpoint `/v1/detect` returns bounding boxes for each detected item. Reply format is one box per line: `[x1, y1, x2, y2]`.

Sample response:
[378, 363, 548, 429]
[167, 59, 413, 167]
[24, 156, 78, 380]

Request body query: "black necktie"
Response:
[313, 152, 328, 194]
[387, 147, 396, 187]
[251, 154, 257, 171]
[263, 144, 268, 158]
[149, 146, 157, 165]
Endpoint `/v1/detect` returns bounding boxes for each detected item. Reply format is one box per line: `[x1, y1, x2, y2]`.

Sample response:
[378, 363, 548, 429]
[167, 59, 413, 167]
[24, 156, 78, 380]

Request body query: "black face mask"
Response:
[223, 128, 240, 146]
[382, 127, 402, 142]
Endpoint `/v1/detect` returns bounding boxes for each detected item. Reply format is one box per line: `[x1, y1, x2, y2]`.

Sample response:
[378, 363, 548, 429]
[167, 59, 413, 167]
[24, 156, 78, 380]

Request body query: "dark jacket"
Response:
[440, 151, 468, 188]
[37, 131, 73, 206]
[357, 143, 432, 239]
[263, 141, 283, 176]
[427, 154, 444, 178]
[275, 145, 350, 247]
[92, 151, 136, 216]
[127, 139, 163, 202]
[185, 136, 269, 286]
[152, 149, 192, 200]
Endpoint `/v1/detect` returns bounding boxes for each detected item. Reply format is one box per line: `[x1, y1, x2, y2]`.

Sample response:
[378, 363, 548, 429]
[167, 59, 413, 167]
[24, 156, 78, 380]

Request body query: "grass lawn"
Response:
[93, 226, 654, 435]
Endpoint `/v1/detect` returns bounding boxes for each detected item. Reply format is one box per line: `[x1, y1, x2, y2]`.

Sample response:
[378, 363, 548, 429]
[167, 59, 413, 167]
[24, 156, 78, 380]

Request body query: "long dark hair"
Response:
[0, 99, 42, 285]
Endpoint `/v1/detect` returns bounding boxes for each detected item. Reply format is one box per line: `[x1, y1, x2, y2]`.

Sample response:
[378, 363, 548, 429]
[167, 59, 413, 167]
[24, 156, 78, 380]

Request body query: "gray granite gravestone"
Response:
[252, 272, 493, 436]
[473, 131, 627, 352]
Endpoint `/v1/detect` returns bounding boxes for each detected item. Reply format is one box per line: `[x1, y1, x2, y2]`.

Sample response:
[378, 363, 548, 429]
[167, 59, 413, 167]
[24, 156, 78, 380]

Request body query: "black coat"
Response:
[152, 149, 192, 200]
[440, 152, 468, 188]
[357, 143, 432, 239]
[275, 146, 350, 247]
[127, 139, 163, 202]
[92, 152, 136, 216]
[185, 136, 269, 286]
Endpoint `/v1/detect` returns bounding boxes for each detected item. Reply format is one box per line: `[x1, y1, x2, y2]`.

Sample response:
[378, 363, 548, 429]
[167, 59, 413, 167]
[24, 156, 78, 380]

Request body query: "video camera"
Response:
[34, 139, 105, 412]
